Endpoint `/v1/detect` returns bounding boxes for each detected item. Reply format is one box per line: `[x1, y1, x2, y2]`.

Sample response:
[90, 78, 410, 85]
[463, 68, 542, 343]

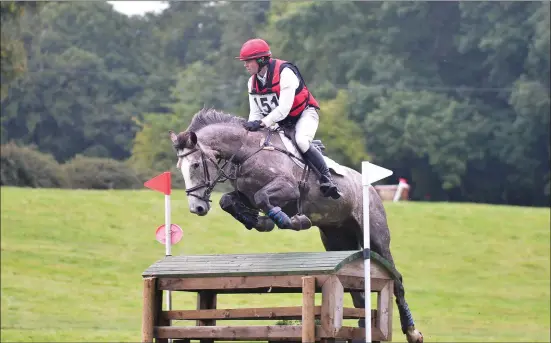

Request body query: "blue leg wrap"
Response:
[267, 207, 291, 228]
[400, 302, 415, 332]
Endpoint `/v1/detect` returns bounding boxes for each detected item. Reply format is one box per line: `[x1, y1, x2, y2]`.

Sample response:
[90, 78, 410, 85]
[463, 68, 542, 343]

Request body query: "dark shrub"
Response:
[63, 155, 142, 189]
[0, 143, 69, 188]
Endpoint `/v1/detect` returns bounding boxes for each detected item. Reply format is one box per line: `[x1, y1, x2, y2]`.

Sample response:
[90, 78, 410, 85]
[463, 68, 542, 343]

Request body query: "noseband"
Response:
[176, 146, 236, 203]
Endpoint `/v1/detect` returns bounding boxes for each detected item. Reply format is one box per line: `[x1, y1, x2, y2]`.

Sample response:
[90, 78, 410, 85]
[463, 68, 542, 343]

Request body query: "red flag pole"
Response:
[144, 171, 173, 315]
[144, 171, 172, 256]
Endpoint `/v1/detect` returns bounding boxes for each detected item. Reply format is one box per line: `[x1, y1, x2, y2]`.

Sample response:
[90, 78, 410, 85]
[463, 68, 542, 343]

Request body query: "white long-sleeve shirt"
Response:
[247, 67, 300, 128]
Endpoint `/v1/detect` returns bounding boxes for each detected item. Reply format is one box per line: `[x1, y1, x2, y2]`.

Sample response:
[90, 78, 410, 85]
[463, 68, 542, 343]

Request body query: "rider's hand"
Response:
[244, 120, 263, 131]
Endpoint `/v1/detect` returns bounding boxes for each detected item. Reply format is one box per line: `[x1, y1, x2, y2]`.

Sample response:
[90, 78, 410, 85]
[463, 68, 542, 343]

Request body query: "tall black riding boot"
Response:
[303, 146, 341, 199]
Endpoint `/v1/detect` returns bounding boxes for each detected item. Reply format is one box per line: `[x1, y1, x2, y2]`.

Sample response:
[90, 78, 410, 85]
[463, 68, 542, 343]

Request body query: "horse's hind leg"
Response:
[369, 237, 423, 343]
[219, 191, 274, 232]
[361, 196, 424, 343]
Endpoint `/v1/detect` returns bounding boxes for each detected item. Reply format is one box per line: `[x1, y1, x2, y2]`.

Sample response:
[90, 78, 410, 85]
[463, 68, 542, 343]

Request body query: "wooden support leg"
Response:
[156, 289, 168, 343]
[320, 275, 344, 342]
[197, 290, 217, 343]
[302, 276, 316, 343]
[142, 277, 157, 343]
[376, 280, 393, 342]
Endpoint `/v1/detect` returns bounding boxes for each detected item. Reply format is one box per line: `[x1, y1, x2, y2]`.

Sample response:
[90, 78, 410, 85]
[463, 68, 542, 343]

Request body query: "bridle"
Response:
[173, 127, 305, 207]
[176, 145, 238, 203]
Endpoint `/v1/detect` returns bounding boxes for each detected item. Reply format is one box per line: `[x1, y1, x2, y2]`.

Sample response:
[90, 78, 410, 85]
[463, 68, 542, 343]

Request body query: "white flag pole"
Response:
[362, 162, 372, 343]
[361, 161, 393, 343]
[165, 193, 172, 312]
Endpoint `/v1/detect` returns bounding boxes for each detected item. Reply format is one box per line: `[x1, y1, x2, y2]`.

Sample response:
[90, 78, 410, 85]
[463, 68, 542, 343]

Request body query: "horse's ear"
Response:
[175, 131, 198, 149]
[169, 130, 178, 144]
[170, 130, 197, 149]
[188, 131, 198, 147]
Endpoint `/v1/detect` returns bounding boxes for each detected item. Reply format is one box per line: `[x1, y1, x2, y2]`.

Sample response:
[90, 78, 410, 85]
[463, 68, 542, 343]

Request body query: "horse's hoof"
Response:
[406, 327, 423, 343]
[290, 214, 312, 231]
[255, 216, 275, 232]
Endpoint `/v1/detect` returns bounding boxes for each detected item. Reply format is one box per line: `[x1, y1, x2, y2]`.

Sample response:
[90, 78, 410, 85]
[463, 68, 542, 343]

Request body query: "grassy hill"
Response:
[1, 187, 549, 342]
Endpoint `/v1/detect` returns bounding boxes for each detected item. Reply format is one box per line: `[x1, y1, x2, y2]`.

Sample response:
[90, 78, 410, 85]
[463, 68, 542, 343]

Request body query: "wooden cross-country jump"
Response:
[141, 250, 394, 342]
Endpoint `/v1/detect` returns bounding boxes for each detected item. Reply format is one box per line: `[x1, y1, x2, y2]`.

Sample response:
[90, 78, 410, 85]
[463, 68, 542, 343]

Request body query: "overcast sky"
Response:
[108, 1, 168, 16]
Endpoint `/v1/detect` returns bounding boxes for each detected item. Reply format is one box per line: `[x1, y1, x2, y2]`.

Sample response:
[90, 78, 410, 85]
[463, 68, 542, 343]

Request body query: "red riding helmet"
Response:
[236, 38, 272, 61]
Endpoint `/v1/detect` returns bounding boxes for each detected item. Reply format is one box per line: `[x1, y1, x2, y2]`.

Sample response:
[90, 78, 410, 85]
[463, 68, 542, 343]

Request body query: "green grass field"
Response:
[1, 187, 549, 342]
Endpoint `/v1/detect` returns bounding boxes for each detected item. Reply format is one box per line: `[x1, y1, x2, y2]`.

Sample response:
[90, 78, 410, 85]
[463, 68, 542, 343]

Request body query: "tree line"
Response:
[1, 1, 549, 207]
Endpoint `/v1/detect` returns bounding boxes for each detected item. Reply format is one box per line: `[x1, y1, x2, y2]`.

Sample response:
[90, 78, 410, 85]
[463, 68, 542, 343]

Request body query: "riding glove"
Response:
[244, 120, 263, 131]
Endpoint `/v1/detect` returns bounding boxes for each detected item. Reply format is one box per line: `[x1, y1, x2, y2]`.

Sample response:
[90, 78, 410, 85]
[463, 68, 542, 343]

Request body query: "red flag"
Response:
[144, 171, 171, 195]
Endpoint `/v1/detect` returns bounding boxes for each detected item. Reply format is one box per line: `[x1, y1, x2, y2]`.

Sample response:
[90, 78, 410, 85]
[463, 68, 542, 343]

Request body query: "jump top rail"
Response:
[142, 250, 372, 278]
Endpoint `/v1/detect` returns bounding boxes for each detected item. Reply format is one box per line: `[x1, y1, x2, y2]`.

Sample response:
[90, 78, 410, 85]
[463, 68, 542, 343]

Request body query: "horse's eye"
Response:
[191, 162, 200, 169]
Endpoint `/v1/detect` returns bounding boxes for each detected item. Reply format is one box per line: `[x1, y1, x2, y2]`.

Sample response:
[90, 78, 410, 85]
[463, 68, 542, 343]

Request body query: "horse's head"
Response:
[170, 130, 220, 216]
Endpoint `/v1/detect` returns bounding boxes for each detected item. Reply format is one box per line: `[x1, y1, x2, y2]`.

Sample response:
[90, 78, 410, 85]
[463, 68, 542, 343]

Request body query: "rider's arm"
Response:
[247, 77, 264, 121]
[260, 67, 300, 128]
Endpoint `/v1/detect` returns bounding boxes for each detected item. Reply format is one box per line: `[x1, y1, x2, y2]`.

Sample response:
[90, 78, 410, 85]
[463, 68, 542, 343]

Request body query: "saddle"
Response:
[260, 125, 332, 181]
[261, 126, 325, 161]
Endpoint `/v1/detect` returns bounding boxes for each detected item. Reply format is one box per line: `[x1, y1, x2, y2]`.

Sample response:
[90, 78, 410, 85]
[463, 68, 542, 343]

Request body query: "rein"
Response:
[175, 131, 261, 203]
[175, 127, 313, 215]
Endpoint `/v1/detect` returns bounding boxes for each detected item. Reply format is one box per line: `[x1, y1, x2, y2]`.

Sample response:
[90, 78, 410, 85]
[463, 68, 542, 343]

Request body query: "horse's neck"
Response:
[200, 124, 250, 161]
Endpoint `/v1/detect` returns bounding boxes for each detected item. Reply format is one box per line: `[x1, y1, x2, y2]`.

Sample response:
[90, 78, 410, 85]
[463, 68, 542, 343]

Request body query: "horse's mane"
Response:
[187, 107, 246, 133]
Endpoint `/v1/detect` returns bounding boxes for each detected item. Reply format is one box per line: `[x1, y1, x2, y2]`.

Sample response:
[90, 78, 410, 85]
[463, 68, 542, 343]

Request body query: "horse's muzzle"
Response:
[191, 204, 209, 216]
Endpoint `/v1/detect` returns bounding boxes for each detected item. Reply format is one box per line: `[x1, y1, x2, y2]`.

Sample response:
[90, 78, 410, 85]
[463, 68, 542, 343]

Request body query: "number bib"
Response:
[251, 93, 279, 115]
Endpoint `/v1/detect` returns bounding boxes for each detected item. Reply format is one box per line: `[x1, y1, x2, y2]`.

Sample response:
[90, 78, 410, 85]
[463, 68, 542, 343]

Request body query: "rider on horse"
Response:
[237, 38, 341, 199]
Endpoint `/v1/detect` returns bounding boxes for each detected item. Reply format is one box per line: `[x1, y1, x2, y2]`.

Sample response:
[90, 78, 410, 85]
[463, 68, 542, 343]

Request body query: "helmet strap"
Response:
[256, 57, 270, 71]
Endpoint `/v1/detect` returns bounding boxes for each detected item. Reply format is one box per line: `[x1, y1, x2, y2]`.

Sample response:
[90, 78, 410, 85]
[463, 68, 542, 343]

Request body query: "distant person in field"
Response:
[237, 38, 341, 199]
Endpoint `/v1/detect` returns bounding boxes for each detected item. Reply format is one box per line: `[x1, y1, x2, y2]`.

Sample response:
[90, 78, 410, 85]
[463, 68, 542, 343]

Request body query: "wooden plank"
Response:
[164, 306, 308, 320]
[376, 280, 393, 341]
[334, 326, 386, 342]
[152, 260, 345, 267]
[155, 325, 308, 340]
[157, 275, 331, 292]
[336, 258, 390, 280]
[142, 251, 363, 278]
[144, 265, 339, 278]
[162, 307, 374, 321]
[320, 276, 344, 338]
[141, 277, 156, 343]
[155, 325, 385, 341]
[302, 276, 316, 343]
[153, 251, 359, 264]
[337, 275, 388, 292]
[142, 256, 393, 280]
[158, 274, 386, 293]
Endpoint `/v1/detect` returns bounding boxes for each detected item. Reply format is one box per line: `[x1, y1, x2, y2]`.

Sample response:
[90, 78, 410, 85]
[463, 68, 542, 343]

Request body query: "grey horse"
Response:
[169, 107, 423, 343]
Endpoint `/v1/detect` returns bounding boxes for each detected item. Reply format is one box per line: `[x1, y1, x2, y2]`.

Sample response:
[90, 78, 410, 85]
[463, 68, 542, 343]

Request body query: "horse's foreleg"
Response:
[253, 177, 300, 230]
[219, 191, 274, 232]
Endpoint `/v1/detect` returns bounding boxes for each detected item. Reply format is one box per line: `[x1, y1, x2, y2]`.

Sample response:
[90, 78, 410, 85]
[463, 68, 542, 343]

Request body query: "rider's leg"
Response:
[295, 108, 341, 199]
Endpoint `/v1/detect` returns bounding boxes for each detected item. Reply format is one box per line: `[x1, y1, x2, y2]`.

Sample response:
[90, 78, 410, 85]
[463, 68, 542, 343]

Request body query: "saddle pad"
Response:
[276, 131, 347, 176]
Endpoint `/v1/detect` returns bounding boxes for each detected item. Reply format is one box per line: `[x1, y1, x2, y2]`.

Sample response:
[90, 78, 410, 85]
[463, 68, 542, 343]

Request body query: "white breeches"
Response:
[294, 107, 319, 153]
